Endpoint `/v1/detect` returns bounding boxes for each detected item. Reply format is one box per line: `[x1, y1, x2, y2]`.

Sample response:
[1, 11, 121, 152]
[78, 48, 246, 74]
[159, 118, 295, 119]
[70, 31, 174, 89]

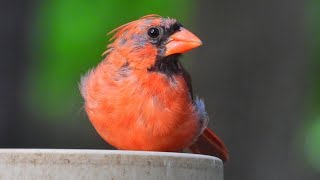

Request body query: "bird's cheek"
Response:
[128, 46, 158, 69]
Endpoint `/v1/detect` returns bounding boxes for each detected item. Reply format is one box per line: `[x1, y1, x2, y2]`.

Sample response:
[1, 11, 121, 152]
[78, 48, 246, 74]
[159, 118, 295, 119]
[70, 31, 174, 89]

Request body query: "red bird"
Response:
[80, 15, 229, 161]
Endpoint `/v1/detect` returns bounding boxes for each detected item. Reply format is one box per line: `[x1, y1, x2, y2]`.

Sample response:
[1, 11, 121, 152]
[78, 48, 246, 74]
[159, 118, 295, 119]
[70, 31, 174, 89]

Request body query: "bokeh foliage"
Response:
[305, 0, 320, 172]
[26, 0, 193, 119]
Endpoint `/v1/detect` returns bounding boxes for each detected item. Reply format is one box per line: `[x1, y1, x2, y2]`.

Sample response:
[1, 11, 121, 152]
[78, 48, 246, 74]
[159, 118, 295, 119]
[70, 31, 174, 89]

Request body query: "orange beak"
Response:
[165, 27, 202, 56]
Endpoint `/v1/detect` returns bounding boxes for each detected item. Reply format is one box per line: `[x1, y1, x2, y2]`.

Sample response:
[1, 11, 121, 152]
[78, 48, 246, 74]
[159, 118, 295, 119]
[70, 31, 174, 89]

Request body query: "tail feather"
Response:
[188, 128, 229, 162]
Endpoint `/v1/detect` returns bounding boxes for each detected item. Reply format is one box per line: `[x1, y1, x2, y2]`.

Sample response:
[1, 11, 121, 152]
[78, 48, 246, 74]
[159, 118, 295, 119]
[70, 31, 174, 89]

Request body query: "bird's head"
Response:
[105, 14, 202, 72]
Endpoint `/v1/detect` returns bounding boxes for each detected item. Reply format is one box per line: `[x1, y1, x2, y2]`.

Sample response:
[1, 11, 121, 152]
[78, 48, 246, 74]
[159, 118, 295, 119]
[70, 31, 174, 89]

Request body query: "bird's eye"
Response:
[148, 27, 160, 38]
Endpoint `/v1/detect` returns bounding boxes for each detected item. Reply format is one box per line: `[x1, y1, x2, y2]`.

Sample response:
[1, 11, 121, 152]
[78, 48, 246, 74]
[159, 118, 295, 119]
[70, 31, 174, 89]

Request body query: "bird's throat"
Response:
[147, 54, 182, 76]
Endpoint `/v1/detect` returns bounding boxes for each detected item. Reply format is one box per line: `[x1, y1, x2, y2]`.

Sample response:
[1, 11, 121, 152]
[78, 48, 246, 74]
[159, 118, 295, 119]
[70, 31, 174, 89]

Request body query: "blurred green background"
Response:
[1, 0, 319, 179]
[306, 0, 320, 174]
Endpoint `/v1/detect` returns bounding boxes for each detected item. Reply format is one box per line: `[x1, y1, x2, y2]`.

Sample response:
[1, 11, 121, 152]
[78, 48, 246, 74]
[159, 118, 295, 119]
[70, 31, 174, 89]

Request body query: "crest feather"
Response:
[102, 14, 163, 56]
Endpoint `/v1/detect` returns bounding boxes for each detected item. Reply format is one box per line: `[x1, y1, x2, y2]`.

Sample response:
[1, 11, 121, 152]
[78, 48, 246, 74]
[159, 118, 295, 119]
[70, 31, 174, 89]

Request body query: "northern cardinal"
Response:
[80, 15, 229, 162]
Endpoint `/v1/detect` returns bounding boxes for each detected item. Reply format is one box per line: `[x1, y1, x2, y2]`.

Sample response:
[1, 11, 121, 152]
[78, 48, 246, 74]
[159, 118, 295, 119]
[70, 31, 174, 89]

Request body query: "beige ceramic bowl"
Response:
[0, 149, 223, 180]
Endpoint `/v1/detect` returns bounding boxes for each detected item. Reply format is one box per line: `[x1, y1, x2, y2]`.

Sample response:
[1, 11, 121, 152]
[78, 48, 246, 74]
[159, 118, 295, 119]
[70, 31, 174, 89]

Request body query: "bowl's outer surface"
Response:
[0, 149, 223, 180]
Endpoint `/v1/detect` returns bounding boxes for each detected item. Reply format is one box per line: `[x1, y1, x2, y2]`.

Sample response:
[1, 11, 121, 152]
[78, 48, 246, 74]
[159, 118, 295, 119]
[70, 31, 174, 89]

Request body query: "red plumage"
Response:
[80, 15, 229, 162]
